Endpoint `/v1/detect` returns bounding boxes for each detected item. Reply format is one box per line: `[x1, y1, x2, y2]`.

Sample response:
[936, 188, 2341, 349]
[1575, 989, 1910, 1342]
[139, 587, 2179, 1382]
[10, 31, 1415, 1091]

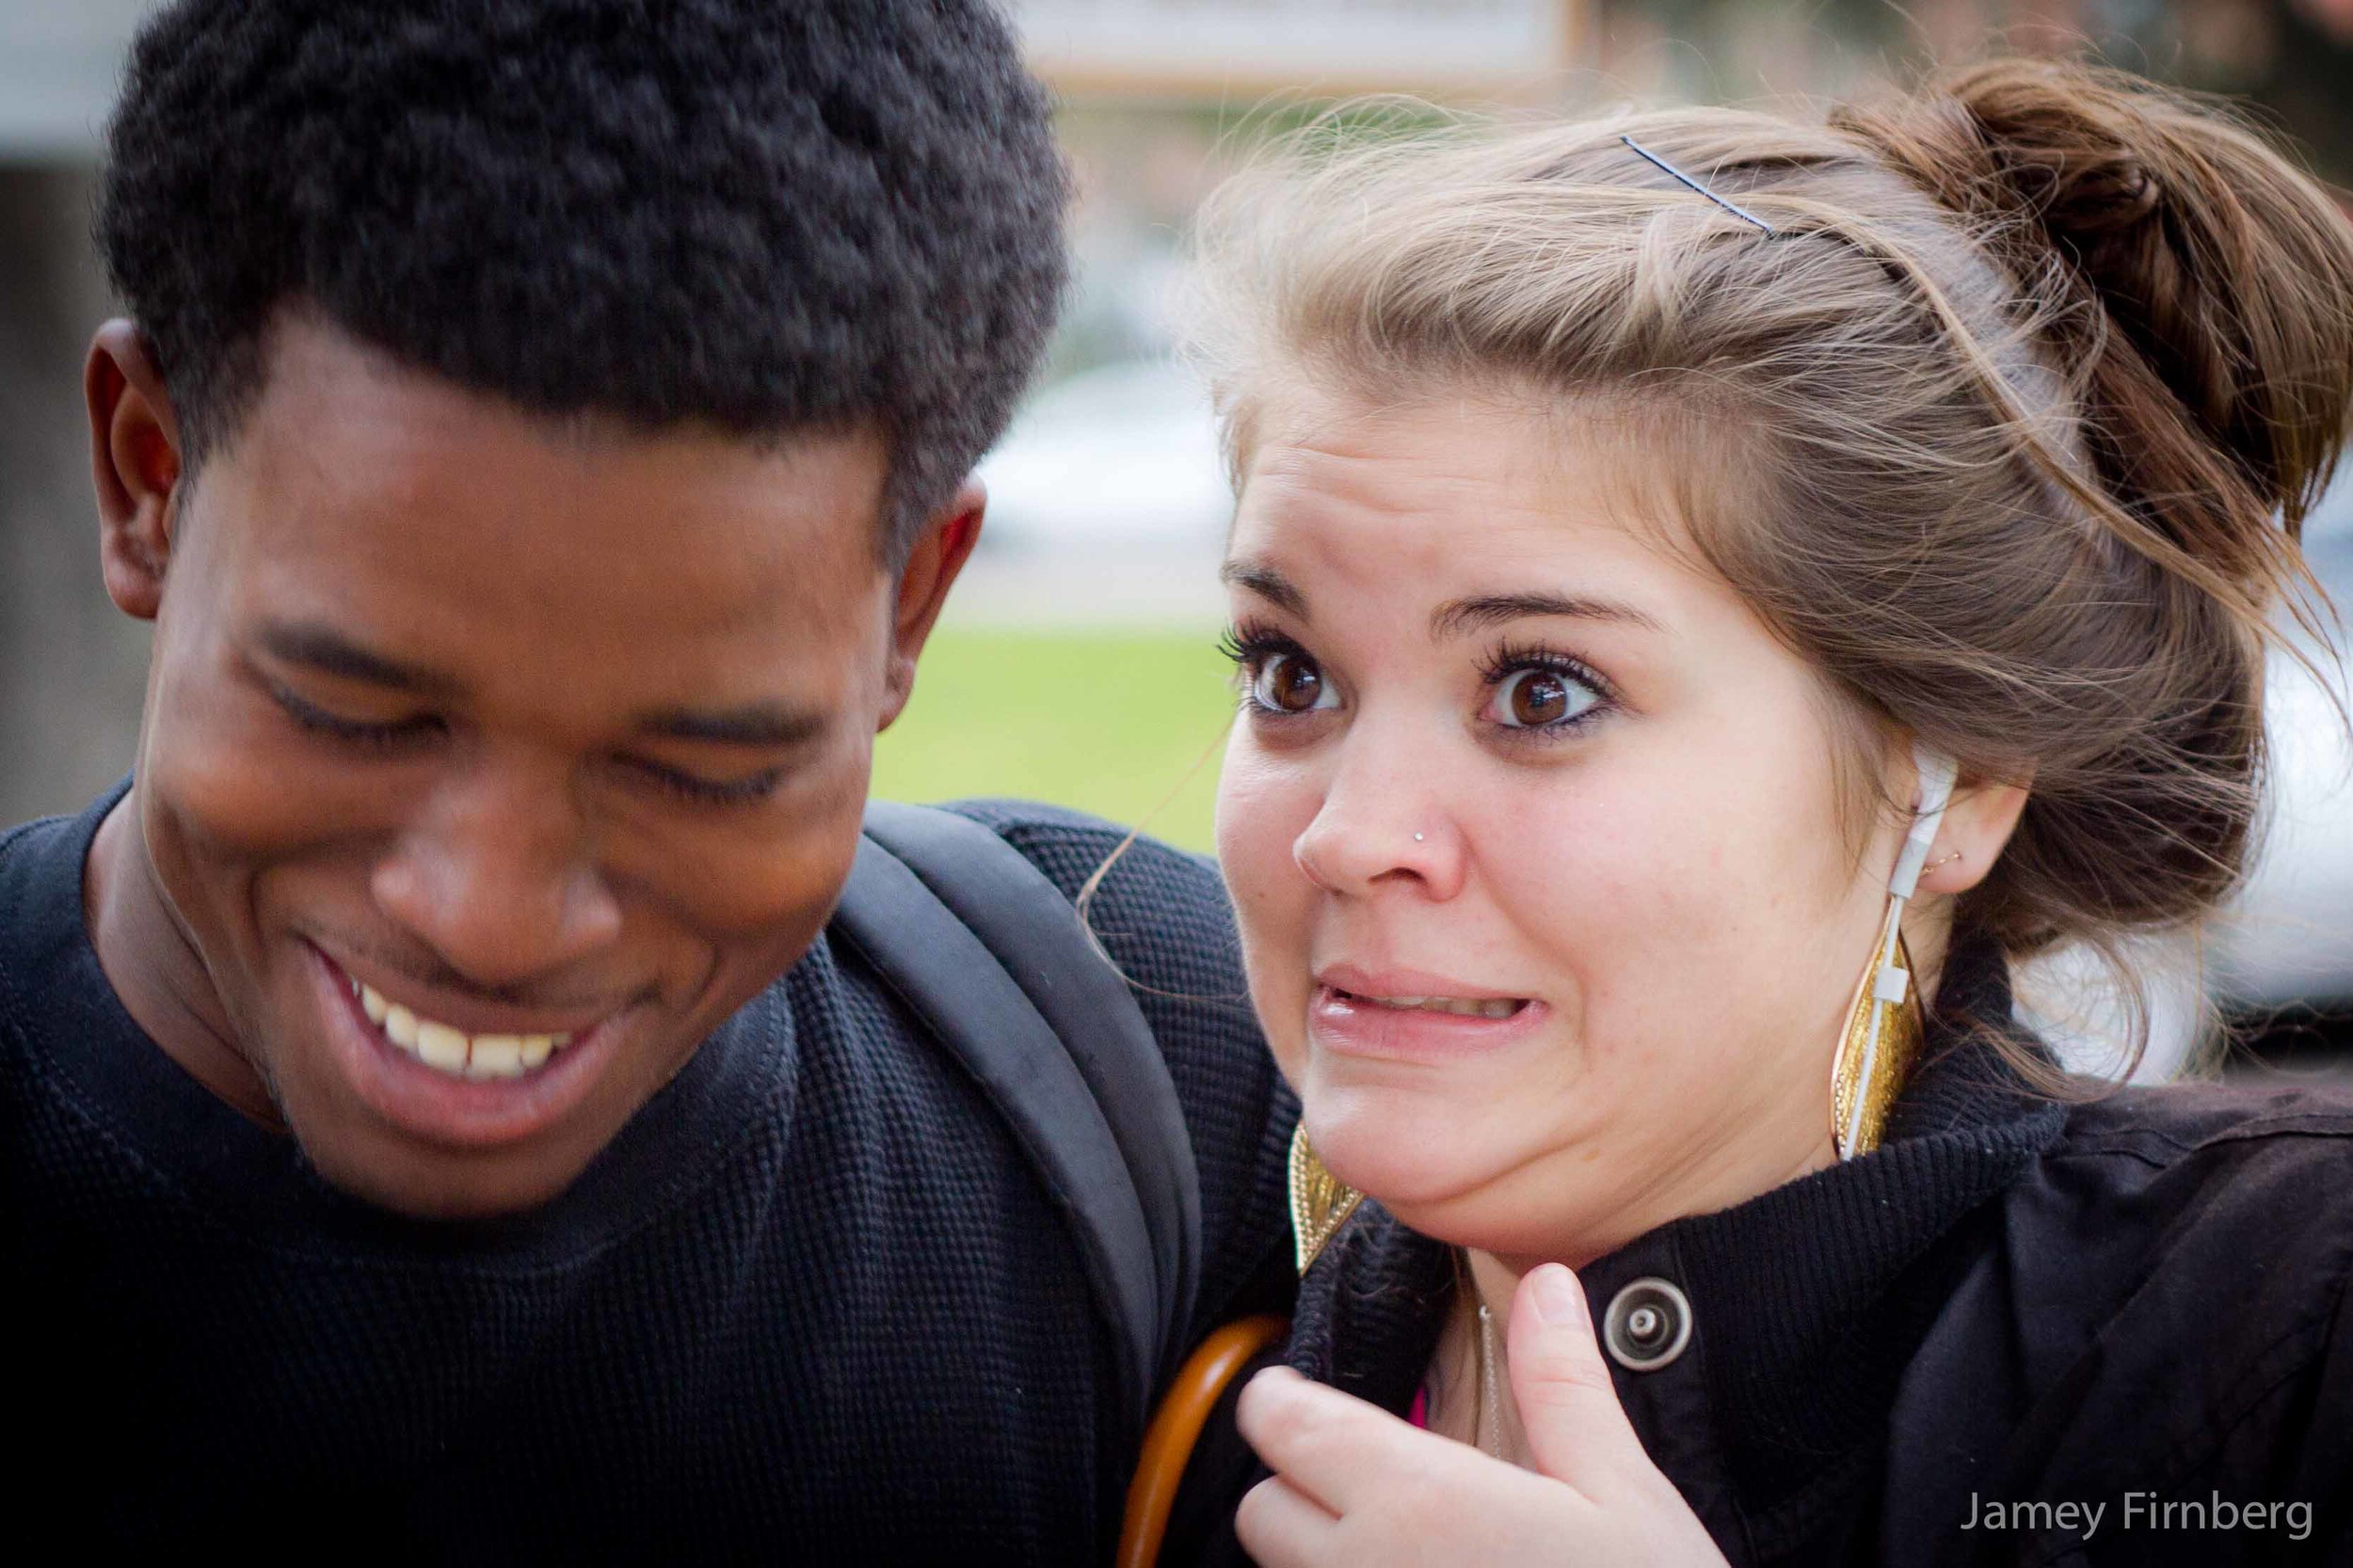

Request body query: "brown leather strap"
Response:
[1116, 1314, 1289, 1568]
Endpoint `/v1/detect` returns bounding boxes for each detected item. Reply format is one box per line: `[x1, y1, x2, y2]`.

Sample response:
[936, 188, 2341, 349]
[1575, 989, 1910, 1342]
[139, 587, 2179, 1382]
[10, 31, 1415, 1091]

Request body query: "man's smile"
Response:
[334, 959, 600, 1080]
[308, 943, 634, 1151]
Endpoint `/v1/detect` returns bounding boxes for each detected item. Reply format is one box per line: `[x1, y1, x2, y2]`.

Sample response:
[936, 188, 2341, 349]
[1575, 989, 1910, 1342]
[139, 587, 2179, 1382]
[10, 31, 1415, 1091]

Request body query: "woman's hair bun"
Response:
[1834, 57, 2353, 546]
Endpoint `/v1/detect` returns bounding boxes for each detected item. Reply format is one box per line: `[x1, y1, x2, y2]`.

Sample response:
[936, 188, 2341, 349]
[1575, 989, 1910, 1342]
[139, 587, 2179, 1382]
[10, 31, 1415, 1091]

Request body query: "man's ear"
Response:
[876, 479, 984, 731]
[86, 320, 185, 623]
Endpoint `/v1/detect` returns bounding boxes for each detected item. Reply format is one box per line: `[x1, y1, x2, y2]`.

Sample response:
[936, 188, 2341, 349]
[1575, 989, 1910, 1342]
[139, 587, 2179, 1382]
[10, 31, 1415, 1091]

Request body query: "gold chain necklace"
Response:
[1474, 1299, 1502, 1458]
[1447, 1246, 1507, 1460]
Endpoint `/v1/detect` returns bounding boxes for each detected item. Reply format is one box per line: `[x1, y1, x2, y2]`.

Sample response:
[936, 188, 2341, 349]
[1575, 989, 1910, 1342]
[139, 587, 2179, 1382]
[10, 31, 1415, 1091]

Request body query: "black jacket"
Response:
[1172, 932, 2353, 1565]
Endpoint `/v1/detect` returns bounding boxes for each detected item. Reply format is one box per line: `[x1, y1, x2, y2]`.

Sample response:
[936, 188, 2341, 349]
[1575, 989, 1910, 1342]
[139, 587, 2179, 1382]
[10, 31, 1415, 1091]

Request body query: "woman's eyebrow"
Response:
[1218, 558, 1310, 619]
[1431, 591, 1663, 638]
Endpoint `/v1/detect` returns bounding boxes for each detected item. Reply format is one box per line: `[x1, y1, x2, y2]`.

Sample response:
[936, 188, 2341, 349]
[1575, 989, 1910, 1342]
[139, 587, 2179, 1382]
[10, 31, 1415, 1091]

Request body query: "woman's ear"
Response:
[1916, 766, 2032, 898]
[86, 320, 185, 623]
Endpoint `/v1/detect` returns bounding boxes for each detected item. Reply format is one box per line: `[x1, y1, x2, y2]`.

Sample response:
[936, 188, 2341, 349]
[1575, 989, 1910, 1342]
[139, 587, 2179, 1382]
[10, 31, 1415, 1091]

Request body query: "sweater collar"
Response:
[1289, 926, 2069, 1547]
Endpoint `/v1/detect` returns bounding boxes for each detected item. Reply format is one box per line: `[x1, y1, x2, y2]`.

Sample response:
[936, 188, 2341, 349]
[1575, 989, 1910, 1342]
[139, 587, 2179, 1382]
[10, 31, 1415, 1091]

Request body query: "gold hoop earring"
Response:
[1289, 1126, 1364, 1274]
[1829, 902, 1927, 1160]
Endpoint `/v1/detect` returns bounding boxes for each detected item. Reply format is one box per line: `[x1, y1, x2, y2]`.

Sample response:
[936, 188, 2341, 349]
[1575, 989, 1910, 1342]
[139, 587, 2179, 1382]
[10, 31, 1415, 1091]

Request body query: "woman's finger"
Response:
[1232, 1474, 1341, 1568]
[1506, 1262, 1651, 1494]
[1233, 1366, 1439, 1516]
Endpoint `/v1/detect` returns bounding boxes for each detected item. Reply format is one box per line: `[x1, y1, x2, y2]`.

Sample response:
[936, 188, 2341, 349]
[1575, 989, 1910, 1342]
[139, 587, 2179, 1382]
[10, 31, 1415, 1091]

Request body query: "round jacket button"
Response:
[1602, 1277, 1692, 1371]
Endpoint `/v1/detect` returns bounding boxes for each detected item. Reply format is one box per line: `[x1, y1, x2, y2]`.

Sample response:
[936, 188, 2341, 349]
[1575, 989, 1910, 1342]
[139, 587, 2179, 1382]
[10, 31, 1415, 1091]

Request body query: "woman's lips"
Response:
[307, 944, 625, 1150]
[1308, 983, 1547, 1064]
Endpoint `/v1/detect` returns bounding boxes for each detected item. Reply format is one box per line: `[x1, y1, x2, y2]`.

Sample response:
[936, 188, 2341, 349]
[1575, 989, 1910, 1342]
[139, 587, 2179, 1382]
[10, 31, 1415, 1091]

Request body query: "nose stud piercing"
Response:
[1413, 832, 1426, 842]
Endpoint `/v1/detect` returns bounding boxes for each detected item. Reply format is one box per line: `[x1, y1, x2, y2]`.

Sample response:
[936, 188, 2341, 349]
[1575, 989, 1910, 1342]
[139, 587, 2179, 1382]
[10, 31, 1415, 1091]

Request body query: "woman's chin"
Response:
[1305, 1100, 1609, 1256]
[1305, 1105, 1510, 1218]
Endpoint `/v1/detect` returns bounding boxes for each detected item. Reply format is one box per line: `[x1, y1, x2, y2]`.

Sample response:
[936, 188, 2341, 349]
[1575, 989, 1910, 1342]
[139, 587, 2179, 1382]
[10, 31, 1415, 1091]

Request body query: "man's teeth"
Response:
[353, 980, 572, 1080]
[1362, 994, 1523, 1019]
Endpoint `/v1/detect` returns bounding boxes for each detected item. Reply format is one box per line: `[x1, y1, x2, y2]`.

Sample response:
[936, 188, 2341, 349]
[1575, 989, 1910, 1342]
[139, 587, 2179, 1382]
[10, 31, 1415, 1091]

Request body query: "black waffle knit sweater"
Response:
[1, 787, 1296, 1563]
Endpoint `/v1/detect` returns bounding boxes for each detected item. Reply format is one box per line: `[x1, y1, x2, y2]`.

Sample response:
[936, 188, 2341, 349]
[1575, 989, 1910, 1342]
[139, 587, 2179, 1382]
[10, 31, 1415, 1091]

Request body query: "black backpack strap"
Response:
[828, 801, 1204, 1447]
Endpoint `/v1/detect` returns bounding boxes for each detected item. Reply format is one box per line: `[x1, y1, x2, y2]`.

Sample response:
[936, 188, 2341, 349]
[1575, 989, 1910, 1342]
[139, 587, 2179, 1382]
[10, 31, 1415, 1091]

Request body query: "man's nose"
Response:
[370, 763, 624, 987]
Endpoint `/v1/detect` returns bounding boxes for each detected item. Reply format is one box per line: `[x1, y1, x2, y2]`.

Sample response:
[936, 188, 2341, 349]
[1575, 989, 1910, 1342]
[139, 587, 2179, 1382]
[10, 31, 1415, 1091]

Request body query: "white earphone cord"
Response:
[1840, 745, 1960, 1157]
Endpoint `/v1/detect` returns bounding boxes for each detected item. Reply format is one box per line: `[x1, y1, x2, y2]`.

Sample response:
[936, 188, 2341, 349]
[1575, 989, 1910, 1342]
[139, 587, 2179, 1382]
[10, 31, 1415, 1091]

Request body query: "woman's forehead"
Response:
[1238, 377, 1728, 524]
[1225, 395, 1718, 618]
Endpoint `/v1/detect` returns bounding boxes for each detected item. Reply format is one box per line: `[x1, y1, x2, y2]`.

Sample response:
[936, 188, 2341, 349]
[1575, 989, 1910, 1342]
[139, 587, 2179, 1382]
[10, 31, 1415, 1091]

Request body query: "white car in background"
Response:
[974, 359, 1230, 552]
[2030, 481, 2352, 1081]
[2212, 481, 2353, 1017]
[957, 359, 1232, 630]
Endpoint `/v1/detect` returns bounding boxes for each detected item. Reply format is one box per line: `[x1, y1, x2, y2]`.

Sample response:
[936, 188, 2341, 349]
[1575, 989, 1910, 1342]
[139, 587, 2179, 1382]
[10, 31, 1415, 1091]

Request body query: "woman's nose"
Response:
[370, 763, 624, 987]
[1290, 739, 1465, 902]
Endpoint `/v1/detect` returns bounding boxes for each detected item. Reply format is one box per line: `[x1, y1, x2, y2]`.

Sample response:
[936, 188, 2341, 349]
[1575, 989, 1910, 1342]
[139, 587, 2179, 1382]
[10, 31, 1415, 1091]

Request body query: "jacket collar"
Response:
[1286, 927, 2071, 1555]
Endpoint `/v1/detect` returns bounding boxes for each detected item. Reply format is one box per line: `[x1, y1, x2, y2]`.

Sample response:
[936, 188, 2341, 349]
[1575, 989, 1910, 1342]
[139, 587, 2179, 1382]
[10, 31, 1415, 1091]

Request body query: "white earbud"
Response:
[1839, 743, 1961, 1158]
[1889, 745, 1961, 904]
[1869, 742, 1958, 1006]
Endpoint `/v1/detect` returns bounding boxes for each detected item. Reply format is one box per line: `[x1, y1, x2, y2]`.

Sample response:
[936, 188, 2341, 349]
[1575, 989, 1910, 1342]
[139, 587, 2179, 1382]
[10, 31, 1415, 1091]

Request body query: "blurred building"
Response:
[974, 0, 2353, 625]
[0, 5, 149, 826]
[1, 0, 2348, 818]
[1021, 0, 2353, 393]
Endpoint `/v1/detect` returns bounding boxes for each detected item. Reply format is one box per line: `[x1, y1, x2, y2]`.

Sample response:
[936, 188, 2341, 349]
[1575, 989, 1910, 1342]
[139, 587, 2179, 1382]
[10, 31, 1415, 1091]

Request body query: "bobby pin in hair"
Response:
[1620, 135, 1777, 234]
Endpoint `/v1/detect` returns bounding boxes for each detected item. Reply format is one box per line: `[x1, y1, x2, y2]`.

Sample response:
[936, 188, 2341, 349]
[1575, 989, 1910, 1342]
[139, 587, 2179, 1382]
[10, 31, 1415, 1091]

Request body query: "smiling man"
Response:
[2, 1, 1291, 1557]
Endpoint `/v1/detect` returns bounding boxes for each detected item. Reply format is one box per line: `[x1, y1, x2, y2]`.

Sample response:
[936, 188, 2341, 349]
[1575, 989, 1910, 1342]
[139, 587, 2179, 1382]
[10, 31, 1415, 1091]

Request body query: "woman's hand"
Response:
[1233, 1263, 1731, 1568]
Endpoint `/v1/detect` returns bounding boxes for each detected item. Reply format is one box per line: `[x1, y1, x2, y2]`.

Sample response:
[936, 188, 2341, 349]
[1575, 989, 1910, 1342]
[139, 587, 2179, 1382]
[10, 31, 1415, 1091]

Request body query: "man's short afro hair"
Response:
[98, 0, 1069, 562]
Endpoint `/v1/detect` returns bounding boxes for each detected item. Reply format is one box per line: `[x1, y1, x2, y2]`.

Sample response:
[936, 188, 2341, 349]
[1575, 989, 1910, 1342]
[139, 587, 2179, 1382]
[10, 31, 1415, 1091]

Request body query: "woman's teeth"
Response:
[1360, 993, 1523, 1019]
[352, 979, 574, 1080]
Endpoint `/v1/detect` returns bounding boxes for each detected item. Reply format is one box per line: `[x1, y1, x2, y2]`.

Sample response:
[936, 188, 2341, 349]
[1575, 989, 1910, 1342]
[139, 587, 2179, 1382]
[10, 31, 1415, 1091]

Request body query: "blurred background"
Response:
[2, 0, 2347, 1076]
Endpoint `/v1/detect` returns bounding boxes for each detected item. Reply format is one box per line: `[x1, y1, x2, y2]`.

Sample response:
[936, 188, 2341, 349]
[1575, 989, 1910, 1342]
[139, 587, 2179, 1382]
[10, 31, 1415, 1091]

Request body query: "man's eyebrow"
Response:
[1431, 592, 1664, 639]
[256, 620, 461, 697]
[260, 620, 824, 747]
[633, 703, 828, 749]
[1219, 558, 1309, 619]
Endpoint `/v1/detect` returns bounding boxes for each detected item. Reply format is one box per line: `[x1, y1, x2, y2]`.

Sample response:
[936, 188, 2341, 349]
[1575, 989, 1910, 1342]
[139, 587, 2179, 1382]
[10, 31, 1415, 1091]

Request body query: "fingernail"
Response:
[1248, 1366, 1302, 1392]
[1532, 1264, 1587, 1327]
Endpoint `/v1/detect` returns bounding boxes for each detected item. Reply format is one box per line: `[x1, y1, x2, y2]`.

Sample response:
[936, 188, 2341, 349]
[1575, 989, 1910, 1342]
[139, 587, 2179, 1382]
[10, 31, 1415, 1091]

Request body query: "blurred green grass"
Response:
[872, 626, 1236, 854]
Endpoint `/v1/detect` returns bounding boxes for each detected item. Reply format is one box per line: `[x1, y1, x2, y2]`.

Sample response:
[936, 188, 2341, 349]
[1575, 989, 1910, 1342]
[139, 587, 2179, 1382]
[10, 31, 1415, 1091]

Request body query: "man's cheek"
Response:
[137, 714, 299, 936]
[141, 647, 368, 861]
[647, 814, 863, 949]
[615, 729, 868, 920]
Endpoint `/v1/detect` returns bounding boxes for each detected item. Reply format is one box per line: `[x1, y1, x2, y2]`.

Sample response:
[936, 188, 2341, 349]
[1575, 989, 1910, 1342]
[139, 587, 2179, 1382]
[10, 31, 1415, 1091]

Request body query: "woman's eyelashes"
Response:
[1478, 640, 1614, 736]
[1221, 625, 1337, 716]
[1218, 624, 1616, 738]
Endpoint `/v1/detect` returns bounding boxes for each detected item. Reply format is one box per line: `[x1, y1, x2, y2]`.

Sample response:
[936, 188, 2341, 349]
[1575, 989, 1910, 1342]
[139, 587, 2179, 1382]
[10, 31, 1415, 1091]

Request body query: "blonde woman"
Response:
[1167, 59, 2353, 1567]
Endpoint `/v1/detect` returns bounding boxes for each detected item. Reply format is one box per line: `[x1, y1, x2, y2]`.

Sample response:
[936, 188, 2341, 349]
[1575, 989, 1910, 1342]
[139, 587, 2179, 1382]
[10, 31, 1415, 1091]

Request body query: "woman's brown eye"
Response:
[1510, 671, 1566, 726]
[1489, 666, 1597, 729]
[1252, 652, 1335, 714]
